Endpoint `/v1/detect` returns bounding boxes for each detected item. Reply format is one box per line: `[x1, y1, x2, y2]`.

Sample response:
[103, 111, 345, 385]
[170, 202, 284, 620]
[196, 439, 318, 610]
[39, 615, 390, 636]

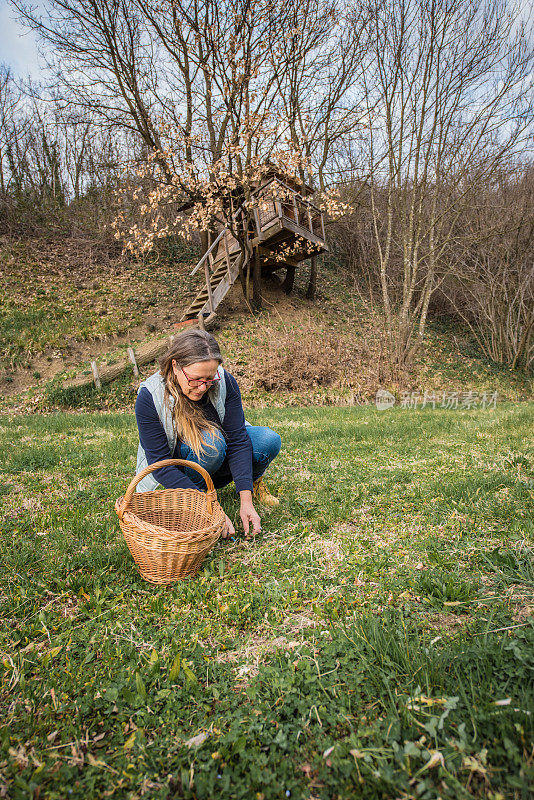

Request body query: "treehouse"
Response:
[181, 170, 328, 323]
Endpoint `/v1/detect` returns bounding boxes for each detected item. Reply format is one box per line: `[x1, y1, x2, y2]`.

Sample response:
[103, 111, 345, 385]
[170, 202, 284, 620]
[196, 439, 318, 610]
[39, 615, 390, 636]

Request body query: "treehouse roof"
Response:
[258, 166, 315, 197]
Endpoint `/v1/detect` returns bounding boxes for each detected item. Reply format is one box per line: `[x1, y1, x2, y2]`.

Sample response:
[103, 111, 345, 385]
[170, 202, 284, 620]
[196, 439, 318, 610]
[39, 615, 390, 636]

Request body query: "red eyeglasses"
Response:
[181, 367, 221, 388]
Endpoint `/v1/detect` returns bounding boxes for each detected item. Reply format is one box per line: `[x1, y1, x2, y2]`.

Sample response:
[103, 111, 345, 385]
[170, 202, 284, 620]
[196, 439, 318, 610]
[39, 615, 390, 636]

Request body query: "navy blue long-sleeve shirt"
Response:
[135, 371, 253, 493]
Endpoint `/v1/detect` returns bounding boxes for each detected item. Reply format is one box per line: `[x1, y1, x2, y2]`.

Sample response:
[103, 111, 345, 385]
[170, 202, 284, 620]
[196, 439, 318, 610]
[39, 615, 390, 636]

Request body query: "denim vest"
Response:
[135, 367, 227, 492]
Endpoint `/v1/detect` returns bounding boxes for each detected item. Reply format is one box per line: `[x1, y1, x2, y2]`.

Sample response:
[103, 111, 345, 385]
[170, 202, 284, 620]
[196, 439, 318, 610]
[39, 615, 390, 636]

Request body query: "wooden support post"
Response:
[200, 230, 209, 259]
[306, 255, 317, 301]
[253, 207, 261, 237]
[91, 361, 102, 390]
[252, 246, 262, 310]
[204, 261, 214, 313]
[127, 347, 139, 377]
[223, 233, 232, 282]
[283, 264, 296, 295]
[197, 312, 205, 330]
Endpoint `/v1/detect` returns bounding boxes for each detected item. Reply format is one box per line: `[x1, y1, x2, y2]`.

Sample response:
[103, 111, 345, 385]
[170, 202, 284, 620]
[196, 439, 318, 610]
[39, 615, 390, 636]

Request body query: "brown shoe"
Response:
[253, 477, 280, 508]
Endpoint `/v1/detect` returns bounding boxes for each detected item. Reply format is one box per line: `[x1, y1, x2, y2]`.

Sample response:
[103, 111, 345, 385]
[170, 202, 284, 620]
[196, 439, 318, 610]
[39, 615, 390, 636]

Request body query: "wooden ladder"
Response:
[181, 228, 244, 323]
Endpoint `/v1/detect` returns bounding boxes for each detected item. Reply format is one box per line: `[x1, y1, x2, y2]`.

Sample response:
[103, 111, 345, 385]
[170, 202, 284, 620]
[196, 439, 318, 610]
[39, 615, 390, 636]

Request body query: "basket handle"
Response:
[117, 459, 217, 521]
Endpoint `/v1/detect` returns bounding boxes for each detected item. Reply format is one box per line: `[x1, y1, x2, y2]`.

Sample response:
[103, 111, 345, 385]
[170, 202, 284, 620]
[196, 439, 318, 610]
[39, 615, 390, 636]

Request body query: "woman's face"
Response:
[172, 359, 220, 401]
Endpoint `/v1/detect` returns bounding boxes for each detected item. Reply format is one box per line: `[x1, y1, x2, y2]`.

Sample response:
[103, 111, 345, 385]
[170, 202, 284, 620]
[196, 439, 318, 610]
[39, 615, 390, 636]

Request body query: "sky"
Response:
[1, 0, 532, 82]
[0, 0, 43, 79]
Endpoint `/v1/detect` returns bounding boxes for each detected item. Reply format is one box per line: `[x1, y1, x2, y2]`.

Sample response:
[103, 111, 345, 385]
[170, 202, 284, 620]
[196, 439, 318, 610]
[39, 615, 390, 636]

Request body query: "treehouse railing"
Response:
[190, 227, 227, 277]
[189, 208, 245, 315]
[251, 177, 325, 241]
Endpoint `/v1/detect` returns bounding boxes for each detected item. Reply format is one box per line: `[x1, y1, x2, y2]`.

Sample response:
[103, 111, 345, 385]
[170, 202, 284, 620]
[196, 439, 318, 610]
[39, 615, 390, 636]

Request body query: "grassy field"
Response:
[0, 402, 533, 799]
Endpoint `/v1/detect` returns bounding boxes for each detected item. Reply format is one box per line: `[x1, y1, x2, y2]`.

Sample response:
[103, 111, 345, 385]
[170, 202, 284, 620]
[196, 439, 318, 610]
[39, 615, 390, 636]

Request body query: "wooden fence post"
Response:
[127, 347, 139, 377]
[91, 361, 102, 390]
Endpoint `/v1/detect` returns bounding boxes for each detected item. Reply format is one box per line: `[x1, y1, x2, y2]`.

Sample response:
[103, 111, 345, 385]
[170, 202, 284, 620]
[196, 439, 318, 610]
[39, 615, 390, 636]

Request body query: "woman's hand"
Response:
[239, 490, 261, 537]
[222, 513, 235, 539]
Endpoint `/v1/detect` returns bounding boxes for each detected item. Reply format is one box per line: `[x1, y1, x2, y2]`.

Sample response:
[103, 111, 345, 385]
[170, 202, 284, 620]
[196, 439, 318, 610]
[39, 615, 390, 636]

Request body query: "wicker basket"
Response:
[115, 458, 226, 584]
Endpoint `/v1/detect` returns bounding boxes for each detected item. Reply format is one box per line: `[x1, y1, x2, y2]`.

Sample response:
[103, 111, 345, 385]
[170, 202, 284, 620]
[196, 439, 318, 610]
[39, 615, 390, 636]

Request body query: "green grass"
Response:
[0, 403, 533, 799]
[0, 239, 197, 371]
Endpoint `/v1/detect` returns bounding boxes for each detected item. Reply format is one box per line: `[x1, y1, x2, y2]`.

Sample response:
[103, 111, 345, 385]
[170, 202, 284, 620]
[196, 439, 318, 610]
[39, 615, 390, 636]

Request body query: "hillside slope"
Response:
[0, 235, 532, 412]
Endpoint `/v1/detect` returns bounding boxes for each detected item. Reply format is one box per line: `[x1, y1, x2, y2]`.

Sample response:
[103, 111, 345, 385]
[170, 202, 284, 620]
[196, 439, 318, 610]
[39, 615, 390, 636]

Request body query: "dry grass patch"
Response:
[216, 613, 319, 680]
[305, 532, 345, 574]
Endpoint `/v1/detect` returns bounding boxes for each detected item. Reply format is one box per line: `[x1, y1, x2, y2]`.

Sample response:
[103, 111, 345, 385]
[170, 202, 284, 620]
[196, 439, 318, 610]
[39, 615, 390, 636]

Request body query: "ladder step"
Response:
[182, 249, 243, 321]
[211, 262, 238, 277]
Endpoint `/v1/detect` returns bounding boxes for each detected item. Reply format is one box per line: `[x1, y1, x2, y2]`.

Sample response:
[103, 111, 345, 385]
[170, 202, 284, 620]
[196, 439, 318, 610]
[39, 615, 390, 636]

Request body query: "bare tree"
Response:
[0, 66, 23, 195]
[360, 0, 533, 374]
[444, 164, 534, 372]
[13, 0, 351, 166]
[13, 0, 357, 302]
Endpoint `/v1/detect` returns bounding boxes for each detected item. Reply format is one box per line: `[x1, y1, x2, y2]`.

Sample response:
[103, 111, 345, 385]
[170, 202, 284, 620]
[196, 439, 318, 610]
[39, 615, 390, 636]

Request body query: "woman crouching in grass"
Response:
[135, 329, 281, 538]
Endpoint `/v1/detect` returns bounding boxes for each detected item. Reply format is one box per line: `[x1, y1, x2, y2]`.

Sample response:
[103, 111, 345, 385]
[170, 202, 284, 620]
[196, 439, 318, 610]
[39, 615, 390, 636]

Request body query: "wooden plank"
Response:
[279, 215, 326, 248]
[251, 220, 283, 246]
[223, 232, 232, 281]
[210, 277, 230, 309]
[190, 228, 226, 276]
[204, 261, 214, 313]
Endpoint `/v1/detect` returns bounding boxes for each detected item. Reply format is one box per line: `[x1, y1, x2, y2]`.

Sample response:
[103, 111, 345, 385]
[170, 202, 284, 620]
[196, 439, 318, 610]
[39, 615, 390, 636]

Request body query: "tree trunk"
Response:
[306, 255, 317, 300]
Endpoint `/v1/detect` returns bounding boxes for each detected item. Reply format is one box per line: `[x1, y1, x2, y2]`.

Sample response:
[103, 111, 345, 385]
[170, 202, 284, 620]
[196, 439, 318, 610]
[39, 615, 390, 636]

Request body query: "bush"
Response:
[246, 320, 359, 391]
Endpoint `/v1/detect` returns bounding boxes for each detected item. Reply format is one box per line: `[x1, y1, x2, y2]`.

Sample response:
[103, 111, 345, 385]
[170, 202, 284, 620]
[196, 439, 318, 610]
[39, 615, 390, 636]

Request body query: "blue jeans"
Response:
[178, 425, 281, 491]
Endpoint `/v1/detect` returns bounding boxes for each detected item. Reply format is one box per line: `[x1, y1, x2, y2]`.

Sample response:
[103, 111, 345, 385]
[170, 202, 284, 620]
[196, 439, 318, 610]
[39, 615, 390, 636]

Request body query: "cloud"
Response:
[0, 1, 43, 78]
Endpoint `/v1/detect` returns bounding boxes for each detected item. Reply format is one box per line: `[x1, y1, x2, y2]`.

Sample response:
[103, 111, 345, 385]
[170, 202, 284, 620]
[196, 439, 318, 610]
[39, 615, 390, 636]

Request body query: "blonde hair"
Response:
[159, 330, 223, 458]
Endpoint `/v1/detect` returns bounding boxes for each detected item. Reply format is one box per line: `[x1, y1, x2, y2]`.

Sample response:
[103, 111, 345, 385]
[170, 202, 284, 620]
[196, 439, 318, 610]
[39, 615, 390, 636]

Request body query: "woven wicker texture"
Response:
[115, 459, 225, 584]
